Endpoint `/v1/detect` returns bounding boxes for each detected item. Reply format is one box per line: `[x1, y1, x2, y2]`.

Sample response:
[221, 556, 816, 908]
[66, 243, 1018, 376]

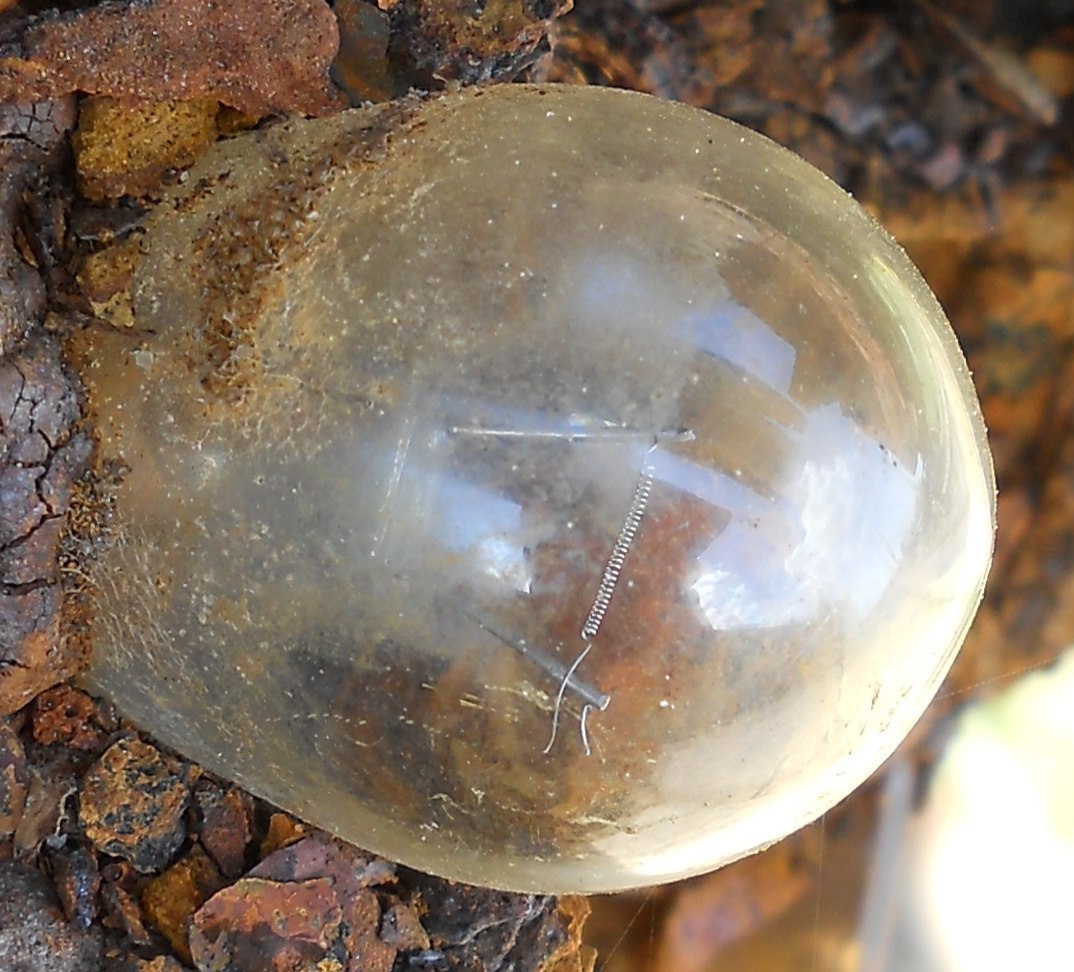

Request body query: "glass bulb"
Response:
[77, 84, 995, 893]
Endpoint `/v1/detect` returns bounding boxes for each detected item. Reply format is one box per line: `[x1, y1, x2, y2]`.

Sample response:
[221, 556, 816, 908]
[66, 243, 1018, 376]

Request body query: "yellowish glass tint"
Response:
[78, 84, 995, 893]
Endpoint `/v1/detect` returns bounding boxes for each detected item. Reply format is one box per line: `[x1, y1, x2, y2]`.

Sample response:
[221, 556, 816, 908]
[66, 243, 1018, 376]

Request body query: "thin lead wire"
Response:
[579, 704, 595, 756]
[542, 641, 594, 754]
[448, 423, 696, 443]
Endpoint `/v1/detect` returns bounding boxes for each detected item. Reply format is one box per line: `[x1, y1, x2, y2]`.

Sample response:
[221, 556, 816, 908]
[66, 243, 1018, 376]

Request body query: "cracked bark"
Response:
[0, 96, 89, 716]
[0, 331, 92, 715]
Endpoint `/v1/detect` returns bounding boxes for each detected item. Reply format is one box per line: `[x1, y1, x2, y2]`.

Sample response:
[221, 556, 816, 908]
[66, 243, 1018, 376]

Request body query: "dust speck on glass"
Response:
[77, 84, 995, 894]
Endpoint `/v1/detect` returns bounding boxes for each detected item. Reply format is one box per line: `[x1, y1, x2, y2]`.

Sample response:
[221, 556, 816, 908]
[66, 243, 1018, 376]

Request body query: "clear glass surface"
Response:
[79, 84, 995, 893]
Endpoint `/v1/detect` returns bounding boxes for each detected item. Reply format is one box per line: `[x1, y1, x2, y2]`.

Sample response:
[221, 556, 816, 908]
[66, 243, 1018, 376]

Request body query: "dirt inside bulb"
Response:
[75, 84, 995, 894]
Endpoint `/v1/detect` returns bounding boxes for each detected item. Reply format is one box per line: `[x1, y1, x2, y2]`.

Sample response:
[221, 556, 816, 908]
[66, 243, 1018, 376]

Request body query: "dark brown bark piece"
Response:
[247, 831, 396, 890]
[332, 0, 398, 102]
[189, 834, 399, 972]
[100, 871, 154, 946]
[194, 785, 254, 880]
[50, 843, 101, 930]
[0, 332, 91, 716]
[32, 684, 112, 751]
[0, 0, 346, 116]
[190, 877, 354, 972]
[0, 98, 74, 359]
[12, 760, 78, 859]
[388, 0, 573, 85]
[401, 871, 591, 972]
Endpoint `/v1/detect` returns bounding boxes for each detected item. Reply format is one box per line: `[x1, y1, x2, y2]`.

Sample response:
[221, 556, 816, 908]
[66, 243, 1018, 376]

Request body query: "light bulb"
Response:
[77, 84, 995, 893]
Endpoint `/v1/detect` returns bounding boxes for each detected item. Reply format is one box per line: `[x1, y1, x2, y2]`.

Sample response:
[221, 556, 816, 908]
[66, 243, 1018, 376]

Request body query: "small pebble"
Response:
[194, 786, 253, 879]
[79, 738, 189, 873]
[141, 846, 223, 963]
